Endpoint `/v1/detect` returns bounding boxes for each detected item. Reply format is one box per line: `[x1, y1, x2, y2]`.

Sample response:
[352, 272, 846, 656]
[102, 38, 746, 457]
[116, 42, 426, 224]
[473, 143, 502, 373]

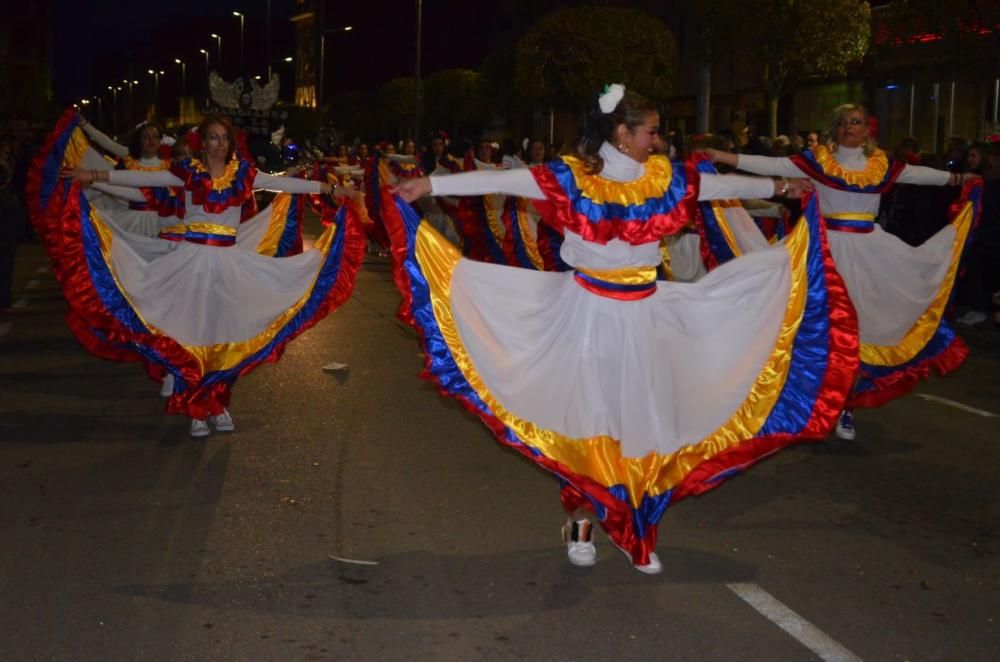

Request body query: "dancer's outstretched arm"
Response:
[77, 114, 130, 159]
[393, 169, 544, 202]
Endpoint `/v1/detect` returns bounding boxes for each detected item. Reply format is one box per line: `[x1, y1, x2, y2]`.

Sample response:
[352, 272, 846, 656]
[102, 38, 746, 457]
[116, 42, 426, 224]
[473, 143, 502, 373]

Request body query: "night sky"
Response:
[51, 0, 577, 106]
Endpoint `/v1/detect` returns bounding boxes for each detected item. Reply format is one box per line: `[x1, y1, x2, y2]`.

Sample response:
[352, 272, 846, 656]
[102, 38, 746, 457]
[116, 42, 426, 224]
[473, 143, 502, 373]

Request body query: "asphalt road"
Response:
[1, 222, 997, 661]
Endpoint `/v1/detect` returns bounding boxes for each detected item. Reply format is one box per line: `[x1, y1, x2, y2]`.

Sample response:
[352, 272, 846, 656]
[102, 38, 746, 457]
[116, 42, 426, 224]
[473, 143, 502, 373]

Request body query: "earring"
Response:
[618, 143, 628, 153]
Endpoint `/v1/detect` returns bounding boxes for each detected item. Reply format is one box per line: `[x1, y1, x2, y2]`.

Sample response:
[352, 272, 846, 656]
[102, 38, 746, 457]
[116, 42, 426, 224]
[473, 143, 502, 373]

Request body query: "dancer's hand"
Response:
[391, 177, 431, 202]
[702, 148, 738, 167]
[332, 185, 362, 202]
[61, 167, 103, 185]
[776, 177, 813, 198]
[949, 172, 982, 186]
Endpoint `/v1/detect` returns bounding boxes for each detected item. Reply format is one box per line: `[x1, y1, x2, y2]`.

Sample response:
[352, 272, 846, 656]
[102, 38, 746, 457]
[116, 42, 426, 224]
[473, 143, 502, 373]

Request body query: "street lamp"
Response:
[233, 11, 245, 75]
[319, 25, 353, 109]
[123, 79, 135, 125]
[107, 85, 118, 135]
[148, 69, 163, 110]
[210, 33, 222, 67]
[415, 0, 423, 141]
[175, 58, 187, 97]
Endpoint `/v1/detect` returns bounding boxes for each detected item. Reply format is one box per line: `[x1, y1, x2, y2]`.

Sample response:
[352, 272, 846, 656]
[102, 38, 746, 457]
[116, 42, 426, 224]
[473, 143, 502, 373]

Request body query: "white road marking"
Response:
[0, 322, 11, 337]
[329, 554, 378, 566]
[322, 361, 349, 372]
[35, 266, 48, 274]
[11, 298, 27, 309]
[26, 280, 40, 290]
[726, 583, 863, 662]
[915, 393, 997, 418]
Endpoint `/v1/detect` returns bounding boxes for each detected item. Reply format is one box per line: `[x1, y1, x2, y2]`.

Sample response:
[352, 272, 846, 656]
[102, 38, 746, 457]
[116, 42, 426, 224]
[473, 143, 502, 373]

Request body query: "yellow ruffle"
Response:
[516, 201, 545, 270]
[811, 145, 889, 187]
[659, 240, 673, 281]
[562, 155, 674, 207]
[860, 200, 975, 365]
[188, 158, 242, 191]
[255, 193, 292, 255]
[414, 214, 811, 506]
[64, 127, 91, 169]
[122, 156, 169, 171]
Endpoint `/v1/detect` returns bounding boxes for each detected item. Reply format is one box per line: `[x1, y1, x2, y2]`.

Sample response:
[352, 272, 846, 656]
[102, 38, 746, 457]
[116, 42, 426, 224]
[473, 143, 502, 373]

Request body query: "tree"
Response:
[513, 7, 677, 110]
[423, 69, 484, 137]
[703, 0, 871, 137]
[376, 77, 423, 139]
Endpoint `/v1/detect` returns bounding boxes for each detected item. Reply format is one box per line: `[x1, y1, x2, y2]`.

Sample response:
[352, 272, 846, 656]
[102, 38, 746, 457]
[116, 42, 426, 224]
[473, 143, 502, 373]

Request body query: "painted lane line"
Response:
[915, 393, 997, 418]
[0, 322, 11, 338]
[329, 554, 378, 566]
[26, 280, 40, 290]
[11, 298, 27, 309]
[726, 583, 863, 662]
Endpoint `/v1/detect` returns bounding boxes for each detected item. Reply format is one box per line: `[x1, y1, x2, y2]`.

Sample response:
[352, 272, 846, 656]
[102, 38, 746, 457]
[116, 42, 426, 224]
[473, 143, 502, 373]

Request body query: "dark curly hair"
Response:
[128, 122, 164, 160]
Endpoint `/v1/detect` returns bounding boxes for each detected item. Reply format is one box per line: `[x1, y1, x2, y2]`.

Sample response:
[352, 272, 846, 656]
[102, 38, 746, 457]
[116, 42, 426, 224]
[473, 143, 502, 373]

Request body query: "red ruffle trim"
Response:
[530, 161, 698, 246]
[847, 337, 969, 409]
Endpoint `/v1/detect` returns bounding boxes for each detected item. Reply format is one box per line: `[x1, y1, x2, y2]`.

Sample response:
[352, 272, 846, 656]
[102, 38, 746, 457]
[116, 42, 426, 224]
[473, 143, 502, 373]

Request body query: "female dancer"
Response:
[705, 103, 982, 440]
[390, 86, 857, 573]
[40, 114, 364, 437]
[77, 116, 180, 237]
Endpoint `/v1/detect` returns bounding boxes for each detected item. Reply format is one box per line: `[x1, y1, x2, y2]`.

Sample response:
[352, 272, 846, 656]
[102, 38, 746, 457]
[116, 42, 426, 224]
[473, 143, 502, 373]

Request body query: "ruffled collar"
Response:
[811, 144, 890, 187]
[598, 142, 643, 182]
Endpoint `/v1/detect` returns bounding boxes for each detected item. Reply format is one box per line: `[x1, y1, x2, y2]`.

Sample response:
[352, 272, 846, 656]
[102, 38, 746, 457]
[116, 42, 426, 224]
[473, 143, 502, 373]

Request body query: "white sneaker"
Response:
[835, 409, 856, 441]
[160, 373, 174, 397]
[562, 519, 596, 567]
[190, 419, 210, 438]
[209, 409, 235, 432]
[612, 541, 663, 574]
[567, 541, 597, 567]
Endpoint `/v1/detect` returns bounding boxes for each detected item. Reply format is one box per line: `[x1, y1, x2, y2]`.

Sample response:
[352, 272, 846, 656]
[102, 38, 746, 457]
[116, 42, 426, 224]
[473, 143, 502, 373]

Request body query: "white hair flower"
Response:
[598, 83, 626, 114]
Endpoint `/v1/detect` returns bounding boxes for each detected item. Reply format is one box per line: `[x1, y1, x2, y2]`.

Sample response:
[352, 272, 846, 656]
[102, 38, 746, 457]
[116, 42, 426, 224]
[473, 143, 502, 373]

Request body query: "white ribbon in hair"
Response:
[598, 83, 625, 114]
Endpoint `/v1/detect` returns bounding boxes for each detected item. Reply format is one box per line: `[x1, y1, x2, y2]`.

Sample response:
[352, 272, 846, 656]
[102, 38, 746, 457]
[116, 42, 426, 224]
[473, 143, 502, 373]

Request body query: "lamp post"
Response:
[319, 25, 353, 110]
[175, 58, 187, 97]
[210, 33, 222, 70]
[282, 56, 293, 102]
[148, 69, 163, 113]
[108, 85, 118, 135]
[414, 0, 423, 141]
[123, 79, 136, 126]
[233, 11, 245, 75]
[199, 49, 210, 100]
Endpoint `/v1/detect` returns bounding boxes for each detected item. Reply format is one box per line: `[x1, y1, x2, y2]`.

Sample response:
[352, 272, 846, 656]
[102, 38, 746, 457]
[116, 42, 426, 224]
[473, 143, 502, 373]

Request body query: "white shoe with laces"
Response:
[160, 373, 174, 397]
[835, 409, 856, 441]
[209, 409, 235, 432]
[562, 519, 597, 567]
[190, 419, 210, 438]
